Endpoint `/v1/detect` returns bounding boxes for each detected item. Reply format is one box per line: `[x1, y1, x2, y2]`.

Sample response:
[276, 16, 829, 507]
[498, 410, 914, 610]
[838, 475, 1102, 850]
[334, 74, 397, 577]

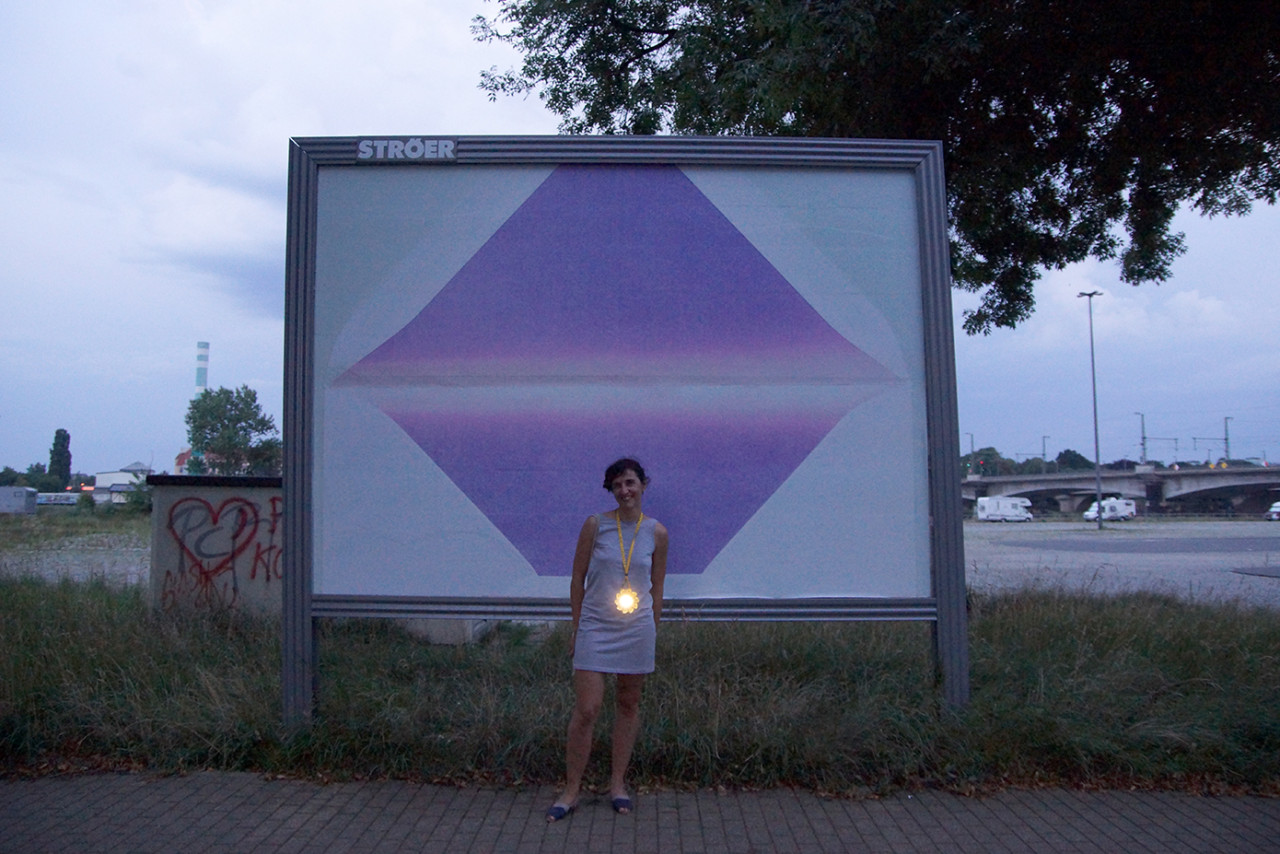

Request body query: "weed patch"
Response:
[1, 578, 1277, 793]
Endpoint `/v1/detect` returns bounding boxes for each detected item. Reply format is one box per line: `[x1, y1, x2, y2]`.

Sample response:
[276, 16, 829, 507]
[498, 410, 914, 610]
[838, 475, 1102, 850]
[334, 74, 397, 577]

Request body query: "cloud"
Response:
[1154, 288, 1237, 338]
[0, 0, 1274, 474]
[953, 202, 1280, 463]
[142, 174, 280, 258]
[0, 0, 564, 472]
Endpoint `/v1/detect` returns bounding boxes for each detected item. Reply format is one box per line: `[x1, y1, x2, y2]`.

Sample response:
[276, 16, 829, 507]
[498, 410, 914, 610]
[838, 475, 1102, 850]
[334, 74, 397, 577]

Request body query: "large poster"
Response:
[308, 151, 934, 601]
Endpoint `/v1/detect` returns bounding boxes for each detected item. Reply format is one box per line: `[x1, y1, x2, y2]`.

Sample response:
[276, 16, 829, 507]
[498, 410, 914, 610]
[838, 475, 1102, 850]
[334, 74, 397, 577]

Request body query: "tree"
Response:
[185, 385, 282, 476]
[22, 463, 62, 493]
[124, 472, 153, 512]
[49, 428, 71, 490]
[1055, 448, 1095, 471]
[962, 446, 1014, 476]
[1012, 456, 1048, 475]
[475, 0, 1280, 332]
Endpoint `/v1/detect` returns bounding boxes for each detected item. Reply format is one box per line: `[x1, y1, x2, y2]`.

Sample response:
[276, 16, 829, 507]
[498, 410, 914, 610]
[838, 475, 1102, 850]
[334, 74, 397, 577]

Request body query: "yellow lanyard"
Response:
[616, 511, 645, 584]
[614, 512, 644, 614]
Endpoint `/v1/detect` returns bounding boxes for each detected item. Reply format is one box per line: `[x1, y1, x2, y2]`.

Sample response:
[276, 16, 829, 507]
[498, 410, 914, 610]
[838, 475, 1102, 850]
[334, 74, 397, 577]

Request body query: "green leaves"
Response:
[477, 0, 1280, 333]
[184, 386, 280, 476]
[49, 429, 72, 490]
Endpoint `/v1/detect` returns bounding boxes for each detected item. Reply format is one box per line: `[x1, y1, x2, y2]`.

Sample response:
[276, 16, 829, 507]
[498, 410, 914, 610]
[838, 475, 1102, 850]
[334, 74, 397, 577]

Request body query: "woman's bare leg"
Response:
[554, 669, 604, 814]
[609, 673, 645, 810]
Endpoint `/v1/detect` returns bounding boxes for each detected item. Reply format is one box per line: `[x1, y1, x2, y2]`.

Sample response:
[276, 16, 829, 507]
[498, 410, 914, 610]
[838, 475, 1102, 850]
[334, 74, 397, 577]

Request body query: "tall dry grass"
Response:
[2, 574, 1278, 793]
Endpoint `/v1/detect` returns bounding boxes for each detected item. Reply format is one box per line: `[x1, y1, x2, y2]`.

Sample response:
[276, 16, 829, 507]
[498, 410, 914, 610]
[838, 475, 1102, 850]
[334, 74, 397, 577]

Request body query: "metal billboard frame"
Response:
[283, 135, 968, 721]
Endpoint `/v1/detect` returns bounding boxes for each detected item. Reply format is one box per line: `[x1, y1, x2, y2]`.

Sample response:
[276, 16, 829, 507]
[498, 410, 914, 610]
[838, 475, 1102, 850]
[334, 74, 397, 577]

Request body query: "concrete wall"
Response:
[146, 475, 494, 643]
[148, 476, 282, 613]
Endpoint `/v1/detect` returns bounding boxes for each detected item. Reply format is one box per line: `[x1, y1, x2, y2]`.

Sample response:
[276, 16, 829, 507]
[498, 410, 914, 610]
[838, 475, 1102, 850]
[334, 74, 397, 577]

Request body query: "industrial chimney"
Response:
[175, 341, 211, 474]
[195, 341, 210, 397]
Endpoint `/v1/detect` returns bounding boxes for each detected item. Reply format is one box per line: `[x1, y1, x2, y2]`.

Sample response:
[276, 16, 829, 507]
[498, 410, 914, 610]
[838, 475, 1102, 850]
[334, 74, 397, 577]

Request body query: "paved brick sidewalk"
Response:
[3, 772, 1278, 853]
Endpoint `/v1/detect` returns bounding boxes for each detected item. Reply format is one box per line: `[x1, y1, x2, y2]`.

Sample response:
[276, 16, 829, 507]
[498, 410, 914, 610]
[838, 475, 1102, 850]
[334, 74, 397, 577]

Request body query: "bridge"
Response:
[961, 466, 1280, 515]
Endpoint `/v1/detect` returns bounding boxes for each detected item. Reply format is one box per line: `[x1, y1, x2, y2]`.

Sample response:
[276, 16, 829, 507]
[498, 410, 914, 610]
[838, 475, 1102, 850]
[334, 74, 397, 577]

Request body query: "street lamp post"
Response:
[1079, 291, 1104, 530]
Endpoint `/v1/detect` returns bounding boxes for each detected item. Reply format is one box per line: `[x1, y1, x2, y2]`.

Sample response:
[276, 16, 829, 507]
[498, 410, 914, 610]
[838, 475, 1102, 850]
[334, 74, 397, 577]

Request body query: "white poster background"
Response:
[312, 164, 929, 599]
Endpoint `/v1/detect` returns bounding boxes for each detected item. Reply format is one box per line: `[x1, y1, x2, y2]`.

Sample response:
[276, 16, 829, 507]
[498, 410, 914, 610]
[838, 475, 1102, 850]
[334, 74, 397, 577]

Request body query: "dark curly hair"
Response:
[602, 458, 649, 490]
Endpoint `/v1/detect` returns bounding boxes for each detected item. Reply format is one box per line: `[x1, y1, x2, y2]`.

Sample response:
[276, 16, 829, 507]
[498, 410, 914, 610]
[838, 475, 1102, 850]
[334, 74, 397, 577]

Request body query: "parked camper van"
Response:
[1083, 498, 1137, 521]
[975, 496, 1033, 522]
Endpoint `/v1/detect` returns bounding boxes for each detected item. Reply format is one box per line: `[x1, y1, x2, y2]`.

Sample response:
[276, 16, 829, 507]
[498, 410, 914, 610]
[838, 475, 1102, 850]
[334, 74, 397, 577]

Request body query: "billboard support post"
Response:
[283, 140, 320, 724]
[915, 146, 971, 707]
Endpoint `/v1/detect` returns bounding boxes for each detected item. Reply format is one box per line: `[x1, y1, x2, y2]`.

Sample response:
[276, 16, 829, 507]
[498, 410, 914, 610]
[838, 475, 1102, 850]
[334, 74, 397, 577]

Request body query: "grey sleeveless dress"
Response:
[573, 513, 659, 674]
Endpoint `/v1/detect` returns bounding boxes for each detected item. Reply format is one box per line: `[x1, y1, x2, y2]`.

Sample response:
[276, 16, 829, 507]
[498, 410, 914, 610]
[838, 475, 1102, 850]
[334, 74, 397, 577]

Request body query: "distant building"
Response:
[94, 462, 153, 504]
[0, 486, 37, 515]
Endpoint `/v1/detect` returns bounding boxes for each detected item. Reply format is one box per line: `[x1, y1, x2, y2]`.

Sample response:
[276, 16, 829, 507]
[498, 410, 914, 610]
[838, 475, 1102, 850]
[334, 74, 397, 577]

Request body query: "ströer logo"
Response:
[357, 138, 456, 161]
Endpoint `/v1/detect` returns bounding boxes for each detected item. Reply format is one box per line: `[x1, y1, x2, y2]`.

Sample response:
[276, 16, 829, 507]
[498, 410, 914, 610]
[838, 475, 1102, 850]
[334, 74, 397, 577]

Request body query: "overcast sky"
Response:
[2, 1, 1276, 477]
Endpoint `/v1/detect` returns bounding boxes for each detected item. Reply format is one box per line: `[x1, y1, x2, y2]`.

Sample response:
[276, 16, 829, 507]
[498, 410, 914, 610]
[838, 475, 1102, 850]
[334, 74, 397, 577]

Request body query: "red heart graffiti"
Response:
[168, 497, 261, 593]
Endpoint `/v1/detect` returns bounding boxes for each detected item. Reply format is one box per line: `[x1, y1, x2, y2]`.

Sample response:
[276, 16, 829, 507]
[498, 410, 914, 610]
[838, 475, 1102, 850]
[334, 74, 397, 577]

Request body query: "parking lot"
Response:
[964, 520, 1280, 608]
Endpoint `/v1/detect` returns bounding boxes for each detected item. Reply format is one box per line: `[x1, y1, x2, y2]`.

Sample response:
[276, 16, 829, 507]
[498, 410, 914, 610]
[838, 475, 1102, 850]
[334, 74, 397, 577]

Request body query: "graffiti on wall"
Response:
[163, 495, 283, 610]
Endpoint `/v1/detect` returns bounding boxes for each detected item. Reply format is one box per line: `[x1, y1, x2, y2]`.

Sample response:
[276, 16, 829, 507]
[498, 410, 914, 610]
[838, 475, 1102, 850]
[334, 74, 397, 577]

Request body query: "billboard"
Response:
[283, 137, 967, 712]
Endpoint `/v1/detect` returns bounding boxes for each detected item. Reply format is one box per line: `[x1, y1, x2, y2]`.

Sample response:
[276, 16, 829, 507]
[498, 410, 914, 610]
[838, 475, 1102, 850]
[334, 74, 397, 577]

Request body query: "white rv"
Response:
[975, 496, 1033, 522]
[1083, 498, 1138, 521]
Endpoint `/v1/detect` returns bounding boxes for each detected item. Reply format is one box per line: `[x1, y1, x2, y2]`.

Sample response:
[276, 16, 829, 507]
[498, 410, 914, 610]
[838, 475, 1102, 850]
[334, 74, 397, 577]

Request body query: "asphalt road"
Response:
[963, 520, 1280, 608]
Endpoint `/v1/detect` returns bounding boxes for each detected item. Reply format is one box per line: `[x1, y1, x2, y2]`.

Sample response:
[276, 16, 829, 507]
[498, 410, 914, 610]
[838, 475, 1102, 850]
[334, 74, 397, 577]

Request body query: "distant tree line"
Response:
[2, 384, 284, 493]
[963, 446, 1263, 477]
[963, 447, 1091, 477]
[0, 428, 93, 492]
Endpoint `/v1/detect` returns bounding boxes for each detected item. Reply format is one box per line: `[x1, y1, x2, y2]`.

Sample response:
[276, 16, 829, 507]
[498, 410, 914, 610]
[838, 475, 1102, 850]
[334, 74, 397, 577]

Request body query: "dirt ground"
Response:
[4, 517, 1278, 609]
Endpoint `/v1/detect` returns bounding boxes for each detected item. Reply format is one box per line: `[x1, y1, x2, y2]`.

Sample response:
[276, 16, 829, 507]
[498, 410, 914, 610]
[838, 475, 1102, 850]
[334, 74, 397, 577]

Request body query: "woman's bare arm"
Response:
[650, 522, 668, 627]
[568, 515, 598, 654]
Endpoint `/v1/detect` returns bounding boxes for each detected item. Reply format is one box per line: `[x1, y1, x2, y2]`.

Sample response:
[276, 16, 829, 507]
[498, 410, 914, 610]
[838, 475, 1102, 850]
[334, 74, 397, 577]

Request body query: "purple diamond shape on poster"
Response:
[340, 164, 896, 576]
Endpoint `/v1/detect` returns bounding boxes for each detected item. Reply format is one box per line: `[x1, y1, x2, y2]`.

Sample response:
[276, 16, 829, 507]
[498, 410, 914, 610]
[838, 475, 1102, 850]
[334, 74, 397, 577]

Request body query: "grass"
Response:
[2, 572, 1278, 794]
[0, 506, 150, 552]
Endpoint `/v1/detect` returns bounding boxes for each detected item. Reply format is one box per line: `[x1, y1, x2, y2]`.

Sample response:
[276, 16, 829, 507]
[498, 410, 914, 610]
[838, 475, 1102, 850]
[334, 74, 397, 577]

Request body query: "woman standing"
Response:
[546, 458, 668, 821]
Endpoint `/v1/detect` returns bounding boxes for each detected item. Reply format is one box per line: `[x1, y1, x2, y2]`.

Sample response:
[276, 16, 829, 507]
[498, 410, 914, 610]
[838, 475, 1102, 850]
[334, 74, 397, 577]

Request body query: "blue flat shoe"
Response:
[545, 803, 575, 822]
[611, 796, 633, 814]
